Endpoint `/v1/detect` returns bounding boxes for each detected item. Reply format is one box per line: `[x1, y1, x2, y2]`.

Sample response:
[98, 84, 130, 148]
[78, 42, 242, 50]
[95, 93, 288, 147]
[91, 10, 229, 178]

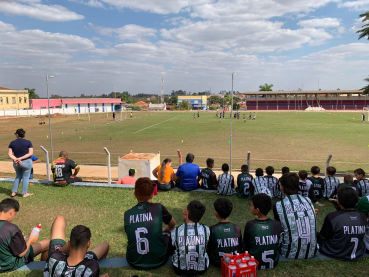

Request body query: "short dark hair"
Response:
[241, 164, 248, 172]
[129, 169, 136, 176]
[298, 170, 308, 180]
[281, 167, 290, 174]
[251, 193, 272, 215]
[187, 200, 206, 222]
[326, 166, 336, 176]
[0, 198, 20, 213]
[222, 163, 229, 172]
[344, 174, 354, 184]
[206, 158, 214, 167]
[311, 166, 320, 175]
[255, 168, 263, 177]
[354, 168, 365, 177]
[214, 198, 233, 219]
[337, 186, 359, 209]
[134, 177, 155, 200]
[186, 153, 195, 163]
[280, 172, 299, 195]
[70, 225, 91, 249]
[265, 166, 274, 175]
[15, 128, 26, 138]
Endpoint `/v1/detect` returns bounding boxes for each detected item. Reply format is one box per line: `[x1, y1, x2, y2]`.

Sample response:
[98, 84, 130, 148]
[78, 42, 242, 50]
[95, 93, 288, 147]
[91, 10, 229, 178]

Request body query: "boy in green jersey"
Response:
[207, 198, 242, 267]
[200, 158, 218, 190]
[243, 194, 282, 269]
[356, 195, 369, 252]
[124, 178, 176, 270]
[236, 164, 253, 199]
[354, 168, 369, 197]
[309, 166, 325, 200]
[333, 174, 359, 196]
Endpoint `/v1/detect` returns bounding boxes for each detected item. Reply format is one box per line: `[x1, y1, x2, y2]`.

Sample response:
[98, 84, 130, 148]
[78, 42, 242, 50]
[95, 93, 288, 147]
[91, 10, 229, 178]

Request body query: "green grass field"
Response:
[1, 181, 368, 277]
[0, 111, 368, 174]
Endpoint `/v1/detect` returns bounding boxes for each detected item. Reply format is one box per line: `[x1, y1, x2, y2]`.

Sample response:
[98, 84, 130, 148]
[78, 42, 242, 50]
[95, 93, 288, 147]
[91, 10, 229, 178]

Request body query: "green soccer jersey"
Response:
[207, 222, 242, 266]
[357, 196, 369, 251]
[243, 218, 282, 269]
[200, 168, 217, 190]
[236, 173, 253, 199]
[308, 176, 325, 199]
[124, 201, 172, 270]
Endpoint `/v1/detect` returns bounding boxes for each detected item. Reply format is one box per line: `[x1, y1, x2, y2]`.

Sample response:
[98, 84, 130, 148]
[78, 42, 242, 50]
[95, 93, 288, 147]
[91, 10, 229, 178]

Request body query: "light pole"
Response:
[230, 72, 235, 174]
[46, 75, 54, 160]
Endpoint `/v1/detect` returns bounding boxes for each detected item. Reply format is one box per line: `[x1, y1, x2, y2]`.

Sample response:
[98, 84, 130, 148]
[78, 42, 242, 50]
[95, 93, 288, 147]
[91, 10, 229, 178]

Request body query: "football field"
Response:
[0, 111, 368, 175]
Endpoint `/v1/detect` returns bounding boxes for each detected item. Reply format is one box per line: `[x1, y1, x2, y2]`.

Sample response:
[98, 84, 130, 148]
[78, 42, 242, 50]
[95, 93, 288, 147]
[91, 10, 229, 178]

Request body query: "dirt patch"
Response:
[35, 113, 68, 118]
[120, 153, 158, 160]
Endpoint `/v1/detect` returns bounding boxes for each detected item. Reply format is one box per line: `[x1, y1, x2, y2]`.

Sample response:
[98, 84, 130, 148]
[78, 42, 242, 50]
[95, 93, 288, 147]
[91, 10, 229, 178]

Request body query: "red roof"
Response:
[61, 98, 122, 104]
[133, 101, 149, 107]
[0, 87, 10, 90]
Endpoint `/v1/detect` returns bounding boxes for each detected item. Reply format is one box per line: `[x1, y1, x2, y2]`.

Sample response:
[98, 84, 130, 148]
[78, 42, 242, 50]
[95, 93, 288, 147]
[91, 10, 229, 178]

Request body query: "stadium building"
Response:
[177, 95, 207, 110]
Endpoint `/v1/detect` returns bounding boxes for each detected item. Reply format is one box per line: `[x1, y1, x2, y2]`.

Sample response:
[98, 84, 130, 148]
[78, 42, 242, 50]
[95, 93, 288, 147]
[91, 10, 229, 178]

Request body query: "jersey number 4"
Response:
[135, 227, 149, 255]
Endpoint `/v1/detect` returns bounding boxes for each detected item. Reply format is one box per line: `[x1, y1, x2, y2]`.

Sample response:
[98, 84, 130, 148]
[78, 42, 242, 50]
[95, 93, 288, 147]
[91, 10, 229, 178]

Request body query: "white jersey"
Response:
[356, 179, 369, 196]
[252, 176, 272, 198]
[217, 173, 236, 196]
[323, 177, 340, 198]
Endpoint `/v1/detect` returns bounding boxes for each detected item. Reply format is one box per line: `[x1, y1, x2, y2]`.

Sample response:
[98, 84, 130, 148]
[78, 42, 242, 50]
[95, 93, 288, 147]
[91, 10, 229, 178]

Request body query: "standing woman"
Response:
[8, 129, 34, 197]
[152, 158, 175, 191]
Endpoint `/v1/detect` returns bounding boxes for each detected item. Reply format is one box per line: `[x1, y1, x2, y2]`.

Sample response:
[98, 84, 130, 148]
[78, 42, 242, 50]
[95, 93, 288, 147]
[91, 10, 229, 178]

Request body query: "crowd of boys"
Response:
[1, 162, 369, 276]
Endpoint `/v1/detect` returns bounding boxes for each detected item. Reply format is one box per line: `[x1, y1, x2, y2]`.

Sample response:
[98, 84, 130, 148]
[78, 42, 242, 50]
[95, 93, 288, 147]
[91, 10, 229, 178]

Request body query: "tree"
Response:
[25, 88, 39, 99]
[209, 95, 222, 105]
[362, 76, 369, 94]
[179, 100, 190, 110]
[357, 11, 369, 40]
[259, 83, 273, 91]
[50, 94, 61, 99]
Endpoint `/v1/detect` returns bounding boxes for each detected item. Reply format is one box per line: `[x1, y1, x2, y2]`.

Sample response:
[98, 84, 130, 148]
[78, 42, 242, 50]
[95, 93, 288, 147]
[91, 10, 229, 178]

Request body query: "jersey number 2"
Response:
[135, 227, 149, 255]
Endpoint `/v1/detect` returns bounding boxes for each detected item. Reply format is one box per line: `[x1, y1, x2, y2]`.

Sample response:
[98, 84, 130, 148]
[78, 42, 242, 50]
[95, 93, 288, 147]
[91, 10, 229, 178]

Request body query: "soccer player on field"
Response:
[243, 114, 246, 122]
[217, 163, 236, 196]
[236, 165, 253, 199]
[200, 158, 218, 190]
[354, 168, 369, 197]
[219, 114, 222, 122]
[273, 172, 318, 260]
[308, 166, 325, 200]
[124, 178, 176, 270]
[319, 187, 367, 261]
[171, 200, 210, 276]
[207, 198, 242, 267]
[249, 112, 252, 119]
[298, 170, 316, 203]
[276, 167, 289, 199]
[323, 166, 340, 199]
[264, 166, 278, 198]
[244, 194, 282, 269]
[44, 216, 109, 277]
[356, 195, 369, 252]
[251, 168, 272, 198]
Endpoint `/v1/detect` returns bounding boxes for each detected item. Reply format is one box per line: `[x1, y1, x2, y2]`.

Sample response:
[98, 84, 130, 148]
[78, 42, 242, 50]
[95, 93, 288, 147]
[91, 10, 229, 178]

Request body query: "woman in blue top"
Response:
[8, 129, 34, 198]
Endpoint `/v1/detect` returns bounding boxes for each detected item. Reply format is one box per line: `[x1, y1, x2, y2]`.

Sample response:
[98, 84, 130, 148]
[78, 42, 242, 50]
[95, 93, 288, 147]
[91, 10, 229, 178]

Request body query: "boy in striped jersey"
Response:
[236, 165, 253, 199]
[356, 195, 369, 252]
[44, 216, 109, 277]
[273, 172, 318, 260]
[309, 166, 325, 200]
[354, 168, 369, 197]
[323, 166, 340, 199]
[251, 168, 272, 198]
[171, 200, 210, 276]
[298, 170, 316, 203]
[217, 164, 236, 196]
[265, 166, 278, 198]
[276, 167, 290, 199]
[207, 198, 242, 267]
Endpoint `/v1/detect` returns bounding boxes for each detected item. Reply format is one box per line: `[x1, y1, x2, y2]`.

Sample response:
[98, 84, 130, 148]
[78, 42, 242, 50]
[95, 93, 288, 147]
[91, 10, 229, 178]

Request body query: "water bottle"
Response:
[228, 260, 237, 277]
[236, 258, 242, 267]
[223, 253, 231, 265]
[244, 251, 251, 261]
[239, 260, 248, 277]
[26, 224, 41, 240]
[248, 256, 257, 277]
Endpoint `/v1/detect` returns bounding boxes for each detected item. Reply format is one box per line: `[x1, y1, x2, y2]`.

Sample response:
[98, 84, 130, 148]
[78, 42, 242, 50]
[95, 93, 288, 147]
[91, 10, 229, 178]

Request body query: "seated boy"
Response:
[356, 195, 369, 252]
[171, 200, 210, 276]
[0, 198, 49, 273]
[298, 170, 316, 203]
[276, 166, 289, 199]
[207, 198, 242, 267]
[273, 172, 318, 259]
[124, 177, 176, 270]
[244, 193, 282, 269]
[323, 166, 340, 199]
[264, 166, 278, 198]
[44, 216, 109, 277]
[236, 164, 253, 199]
[319, 187, 367, 260]
[309, 166, 325, 200]
[354, 168, 369, 197]
[251, 168, 272, 198]
[217, 163, 236, 196]
[200, 158, 218, 190]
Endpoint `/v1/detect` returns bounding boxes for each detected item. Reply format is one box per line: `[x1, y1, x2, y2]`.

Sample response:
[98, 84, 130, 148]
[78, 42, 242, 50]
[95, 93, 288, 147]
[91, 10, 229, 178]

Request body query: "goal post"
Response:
[120, 108, 132, 121]
[363, 107, 369, 121]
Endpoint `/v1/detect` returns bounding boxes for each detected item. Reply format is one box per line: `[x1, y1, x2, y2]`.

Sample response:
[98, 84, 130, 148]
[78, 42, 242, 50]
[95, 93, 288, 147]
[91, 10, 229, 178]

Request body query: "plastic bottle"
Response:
[244, 251, 251, 262]
[228, 260, 237, 277]
[248, 256, 257, 277]
[223, 253, 231, 265]
[239, 260, 248, 277]
[236, 258, 242, 267]
[27, 224, 41, 240]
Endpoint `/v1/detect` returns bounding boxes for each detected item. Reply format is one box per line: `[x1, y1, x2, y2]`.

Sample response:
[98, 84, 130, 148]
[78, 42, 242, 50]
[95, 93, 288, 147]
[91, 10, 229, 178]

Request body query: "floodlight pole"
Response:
[46, 75, 54, 160]
[230, 73, 235, 174]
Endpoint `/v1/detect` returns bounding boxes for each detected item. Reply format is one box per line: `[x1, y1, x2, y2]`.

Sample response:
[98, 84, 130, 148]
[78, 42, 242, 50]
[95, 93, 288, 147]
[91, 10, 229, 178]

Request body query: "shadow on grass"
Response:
[0, 185, 13, 195]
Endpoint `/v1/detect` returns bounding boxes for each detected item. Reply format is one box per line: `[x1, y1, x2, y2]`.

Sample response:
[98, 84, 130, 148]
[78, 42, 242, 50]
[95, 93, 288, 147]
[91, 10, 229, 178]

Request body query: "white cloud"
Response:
[338, 0, 369, 11]
[89, 23, 157, 42]
[298, 17, 341, 28]
[350, 18, 365, 32]
[0, 0, 84, 21]
[69, 0, 105, 8]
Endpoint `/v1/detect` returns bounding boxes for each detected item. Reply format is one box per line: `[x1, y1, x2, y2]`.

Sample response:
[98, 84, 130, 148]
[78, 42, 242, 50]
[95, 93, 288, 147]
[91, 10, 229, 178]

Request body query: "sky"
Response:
[0, 0, 368, 97]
